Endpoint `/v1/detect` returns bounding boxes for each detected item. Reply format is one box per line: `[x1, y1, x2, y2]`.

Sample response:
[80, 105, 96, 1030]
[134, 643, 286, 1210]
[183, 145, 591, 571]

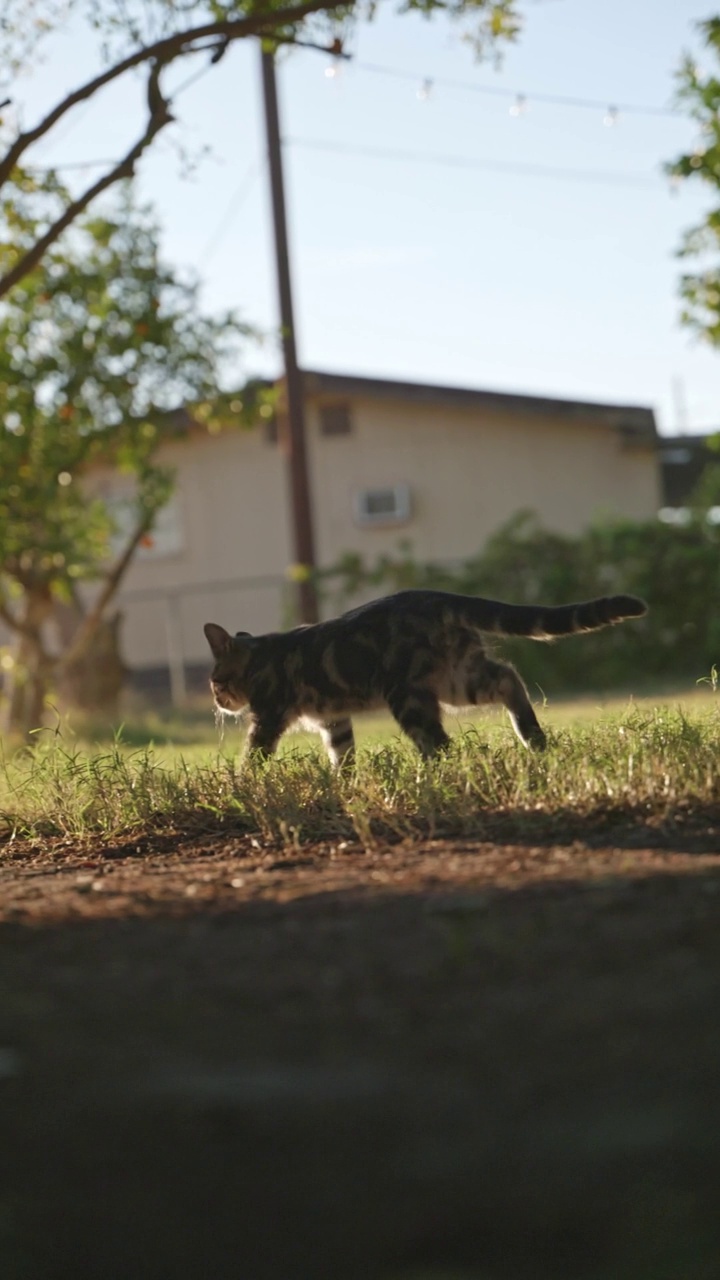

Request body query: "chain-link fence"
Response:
[117, 573, 293, 705]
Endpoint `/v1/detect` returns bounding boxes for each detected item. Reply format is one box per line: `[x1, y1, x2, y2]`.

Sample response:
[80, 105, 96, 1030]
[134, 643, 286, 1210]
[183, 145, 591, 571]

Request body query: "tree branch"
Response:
[59, 514, 155, 670]
[0, 0, 344, 188]
[0, 597, 21, 635]
[0, 59, 176, 298]
[0, 584, 35, 639]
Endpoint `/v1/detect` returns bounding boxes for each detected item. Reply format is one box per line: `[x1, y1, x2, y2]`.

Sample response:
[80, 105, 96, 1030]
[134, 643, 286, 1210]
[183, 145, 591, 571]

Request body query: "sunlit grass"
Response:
[2, 696, 720, 849]
[54, 683, 720, 764]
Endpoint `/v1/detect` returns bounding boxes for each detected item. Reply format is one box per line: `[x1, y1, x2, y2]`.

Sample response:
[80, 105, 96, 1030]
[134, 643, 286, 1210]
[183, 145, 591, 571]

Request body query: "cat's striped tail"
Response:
[464, 593, 647, 640]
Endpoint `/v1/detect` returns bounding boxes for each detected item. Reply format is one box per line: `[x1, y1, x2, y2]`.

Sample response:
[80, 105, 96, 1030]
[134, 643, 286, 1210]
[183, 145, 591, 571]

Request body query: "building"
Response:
[104, 370, 660, 696]
[658, 433, 720, 508]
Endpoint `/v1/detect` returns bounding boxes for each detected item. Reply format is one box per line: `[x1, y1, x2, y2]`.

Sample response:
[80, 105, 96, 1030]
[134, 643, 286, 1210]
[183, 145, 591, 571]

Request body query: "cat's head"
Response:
[204, 623, 253, 713]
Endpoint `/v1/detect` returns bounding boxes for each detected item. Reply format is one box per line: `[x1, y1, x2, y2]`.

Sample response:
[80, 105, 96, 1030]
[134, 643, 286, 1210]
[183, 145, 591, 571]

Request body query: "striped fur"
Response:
[204, 588, 647, 763]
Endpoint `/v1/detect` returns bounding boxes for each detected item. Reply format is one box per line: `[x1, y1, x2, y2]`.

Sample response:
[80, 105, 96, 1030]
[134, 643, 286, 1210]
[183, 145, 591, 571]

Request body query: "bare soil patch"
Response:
[2, 827, 720, 1279]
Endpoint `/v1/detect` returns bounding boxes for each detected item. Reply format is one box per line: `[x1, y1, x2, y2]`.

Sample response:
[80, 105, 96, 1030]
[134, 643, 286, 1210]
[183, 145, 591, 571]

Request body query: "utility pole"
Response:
[260, 46, 319, 624]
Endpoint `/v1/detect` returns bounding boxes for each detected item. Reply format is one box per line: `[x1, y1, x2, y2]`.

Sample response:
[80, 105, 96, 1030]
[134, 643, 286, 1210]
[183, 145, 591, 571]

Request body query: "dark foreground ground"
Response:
[2, 823, 720, 1280]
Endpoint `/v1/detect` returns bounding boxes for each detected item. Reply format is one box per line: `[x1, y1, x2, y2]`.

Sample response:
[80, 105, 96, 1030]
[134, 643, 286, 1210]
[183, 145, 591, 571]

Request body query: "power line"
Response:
[198, 157, 264, 265]
[288, 136, 662, 189]
[28, 125, 668, 192]
[26, 158, 117, 171]
[27, 140, 662, 190]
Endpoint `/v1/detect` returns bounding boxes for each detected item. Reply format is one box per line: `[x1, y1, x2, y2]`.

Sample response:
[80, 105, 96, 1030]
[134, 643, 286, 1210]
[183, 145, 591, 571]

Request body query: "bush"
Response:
[319, 510, 720, 693]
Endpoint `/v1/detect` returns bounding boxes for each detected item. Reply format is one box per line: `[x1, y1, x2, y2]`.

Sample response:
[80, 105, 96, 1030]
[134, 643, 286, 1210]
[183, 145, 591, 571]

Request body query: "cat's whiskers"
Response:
[213, 704, 226, 740]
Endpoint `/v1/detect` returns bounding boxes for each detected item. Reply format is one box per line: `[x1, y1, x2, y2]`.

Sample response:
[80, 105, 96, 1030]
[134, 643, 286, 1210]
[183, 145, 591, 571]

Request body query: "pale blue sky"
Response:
[10, 0, 720, 434]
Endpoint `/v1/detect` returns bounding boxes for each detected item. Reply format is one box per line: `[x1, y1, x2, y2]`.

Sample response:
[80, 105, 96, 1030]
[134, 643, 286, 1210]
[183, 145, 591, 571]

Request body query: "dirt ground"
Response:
[3, 820, 720, 1280]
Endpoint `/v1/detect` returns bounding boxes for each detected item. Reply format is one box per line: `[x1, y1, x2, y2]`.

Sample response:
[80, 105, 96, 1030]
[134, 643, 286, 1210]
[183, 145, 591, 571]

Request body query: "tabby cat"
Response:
[204, 588, 646, 763]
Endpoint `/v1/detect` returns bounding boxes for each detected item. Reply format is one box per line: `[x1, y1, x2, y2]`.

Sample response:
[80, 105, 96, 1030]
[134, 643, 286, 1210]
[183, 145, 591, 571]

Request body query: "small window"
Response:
[319, 403, 352, 436]
[354, 484, 411, 527]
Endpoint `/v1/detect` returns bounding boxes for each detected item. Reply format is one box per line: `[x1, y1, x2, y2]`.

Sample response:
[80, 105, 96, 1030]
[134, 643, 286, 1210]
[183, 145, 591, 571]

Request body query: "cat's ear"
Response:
[204, 623, 233, 658]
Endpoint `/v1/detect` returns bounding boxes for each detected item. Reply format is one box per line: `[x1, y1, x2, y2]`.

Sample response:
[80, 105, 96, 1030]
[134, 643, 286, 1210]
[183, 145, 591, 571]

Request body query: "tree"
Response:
[0, 0, 522, 298]
[0, 180, 253, 736]
[667, 16, 720, 347]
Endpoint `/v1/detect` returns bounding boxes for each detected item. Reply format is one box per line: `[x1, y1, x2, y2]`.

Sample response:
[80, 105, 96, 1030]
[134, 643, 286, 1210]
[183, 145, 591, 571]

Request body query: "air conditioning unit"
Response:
[354, 483, 412, 527]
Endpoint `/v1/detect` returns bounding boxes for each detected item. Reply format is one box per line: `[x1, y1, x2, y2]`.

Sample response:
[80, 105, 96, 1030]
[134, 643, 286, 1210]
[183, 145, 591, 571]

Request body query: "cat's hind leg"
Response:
[318, 717, 355, 768]
[467, 657, 546, 750]
[386, 686, 450, 759]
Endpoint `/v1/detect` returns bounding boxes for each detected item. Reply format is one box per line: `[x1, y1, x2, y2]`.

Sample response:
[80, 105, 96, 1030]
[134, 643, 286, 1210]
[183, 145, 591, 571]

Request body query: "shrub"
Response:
[320, 510, 720, 693]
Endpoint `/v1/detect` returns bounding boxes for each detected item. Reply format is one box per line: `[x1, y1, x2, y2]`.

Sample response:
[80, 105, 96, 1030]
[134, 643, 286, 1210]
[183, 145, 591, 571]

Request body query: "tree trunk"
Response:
[0, 592, 53, 740]
[1, 594, 130, 737]
[56, 610, 128, 715]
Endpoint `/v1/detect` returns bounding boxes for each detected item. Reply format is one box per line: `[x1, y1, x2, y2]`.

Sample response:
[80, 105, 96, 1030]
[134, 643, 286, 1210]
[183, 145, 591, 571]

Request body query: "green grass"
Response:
[2, 695, 720, 848]
[56, 682, 720, 755]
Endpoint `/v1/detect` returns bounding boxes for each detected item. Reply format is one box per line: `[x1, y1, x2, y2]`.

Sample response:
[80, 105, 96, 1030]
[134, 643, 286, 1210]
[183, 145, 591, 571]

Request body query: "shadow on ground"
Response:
[2, 855, 720, 1279]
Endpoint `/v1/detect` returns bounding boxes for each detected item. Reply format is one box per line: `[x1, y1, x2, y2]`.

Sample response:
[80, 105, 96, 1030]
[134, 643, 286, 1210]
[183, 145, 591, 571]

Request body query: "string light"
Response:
[509, 93, 527, 118]
[324, 36, 345, 81]
[353, 58, 679, 121]
[603, 105, 619, 127]
[416, 77, 433, 102]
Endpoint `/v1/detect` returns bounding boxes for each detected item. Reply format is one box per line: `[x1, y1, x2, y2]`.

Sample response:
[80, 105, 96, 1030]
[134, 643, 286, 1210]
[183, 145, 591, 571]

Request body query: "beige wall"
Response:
[110, 394, 655, 665]
[110, 426, 292, 667]
[307, 397, 659, 567]
[2, 394, 660, 673]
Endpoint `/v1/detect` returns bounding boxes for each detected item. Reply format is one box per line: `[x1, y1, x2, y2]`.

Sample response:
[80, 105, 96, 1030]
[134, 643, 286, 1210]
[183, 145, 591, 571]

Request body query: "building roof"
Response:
[300, 369, 658, 440]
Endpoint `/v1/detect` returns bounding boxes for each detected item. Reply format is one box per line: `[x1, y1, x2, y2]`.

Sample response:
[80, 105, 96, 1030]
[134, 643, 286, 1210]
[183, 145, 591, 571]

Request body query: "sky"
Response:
[8, 0, 720, 435]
